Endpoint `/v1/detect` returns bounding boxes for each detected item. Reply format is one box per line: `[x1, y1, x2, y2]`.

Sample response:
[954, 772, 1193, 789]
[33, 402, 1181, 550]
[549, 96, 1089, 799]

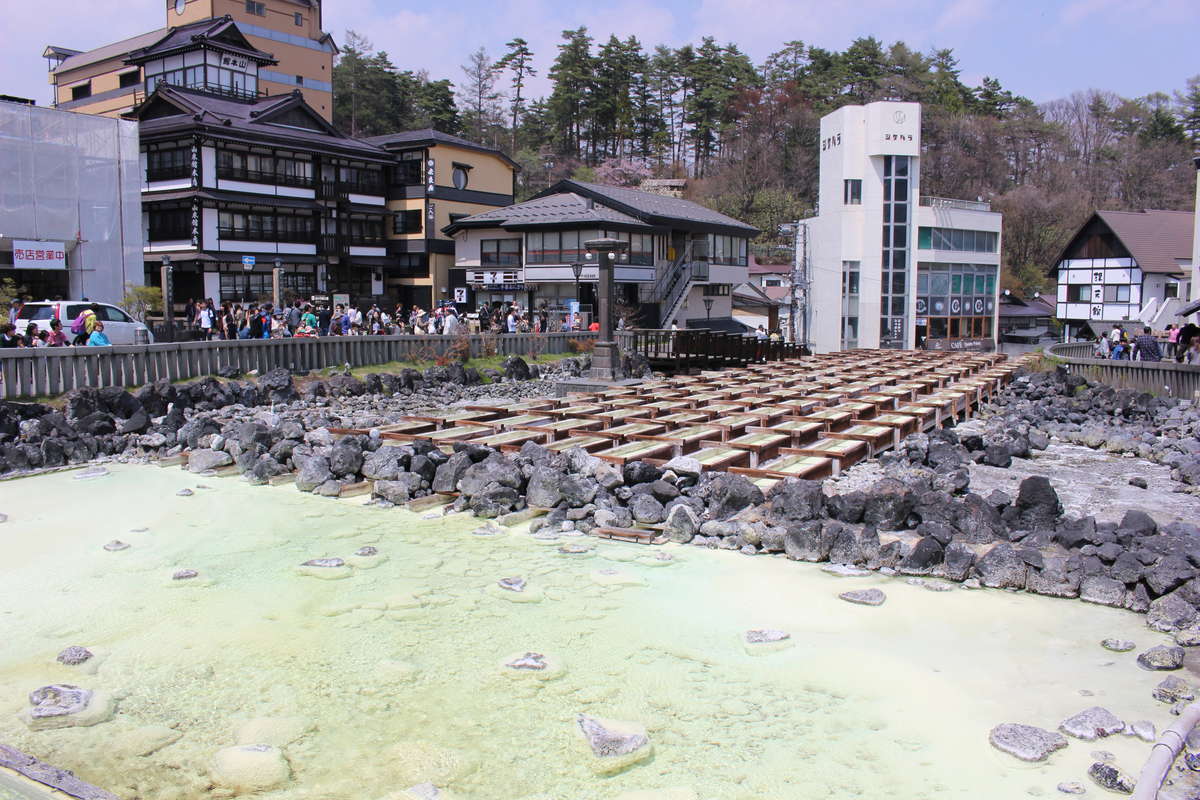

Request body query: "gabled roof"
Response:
[444, 192, 652, 232]
[999, 291, 1056, 318]
[125, 16, 276, 66]
[130, 86, 389, 160]
[50, 28, 168, 75]
[535, 180, 759, 236]
[365, 128, 519, 169]
[1056, 209, 1192, 276]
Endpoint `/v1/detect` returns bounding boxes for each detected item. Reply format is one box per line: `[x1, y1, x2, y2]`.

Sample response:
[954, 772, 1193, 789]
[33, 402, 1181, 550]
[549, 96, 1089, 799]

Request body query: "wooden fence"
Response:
[1045, 342, 1200, 399]
[0, 332, 597, 400]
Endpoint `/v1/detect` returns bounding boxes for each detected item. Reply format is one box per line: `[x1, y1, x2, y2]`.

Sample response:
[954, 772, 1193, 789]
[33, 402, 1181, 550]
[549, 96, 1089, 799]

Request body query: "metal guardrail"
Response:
[0, 332, 598, 400]
[1044, 342, 1200, 398]
[919, 196, 992, 212]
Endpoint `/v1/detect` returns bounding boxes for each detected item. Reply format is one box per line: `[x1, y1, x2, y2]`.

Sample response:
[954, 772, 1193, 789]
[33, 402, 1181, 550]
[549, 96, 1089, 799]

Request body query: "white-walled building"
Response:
[0, 99, 142, 303]
[1051, 210, 1193, 339]
[800, 101, 1003, 352]
[447, 180, 757, 330]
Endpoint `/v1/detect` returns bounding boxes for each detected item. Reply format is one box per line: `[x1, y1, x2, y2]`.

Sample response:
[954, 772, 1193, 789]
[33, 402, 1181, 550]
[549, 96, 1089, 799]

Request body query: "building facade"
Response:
[365, 130, 517, 311]
[446, 180, 756, 329]
[801, 101, 1003, 352]
[128, 25, 390, 307]
[44, 0, 334, 120]
[1051, 210, 1193, 340]
[0, 100, 142, 304]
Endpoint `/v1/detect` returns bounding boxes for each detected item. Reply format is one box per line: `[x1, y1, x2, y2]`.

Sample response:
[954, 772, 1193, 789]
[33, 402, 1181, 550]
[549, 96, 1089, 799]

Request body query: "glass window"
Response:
[294, 11, 303, 25]
[891, 272, 905, 294]
[481, 239, 520, 266]
[892, 226, 907, 248]
[890, 297, 906, 315]
[561, 230, 581, 262]
[843, 179, 862, 205]
[918, 227, 932, 249]
[452, 166, 469, 190]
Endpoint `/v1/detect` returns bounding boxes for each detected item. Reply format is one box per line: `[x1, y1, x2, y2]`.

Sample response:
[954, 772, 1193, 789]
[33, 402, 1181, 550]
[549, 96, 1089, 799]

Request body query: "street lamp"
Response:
[160, 254, 174, 342]
[570, 261, 583, 329]
[272, 256, 283, 310]
[703, 297, 714, 321]
[583, 237, 629, 380]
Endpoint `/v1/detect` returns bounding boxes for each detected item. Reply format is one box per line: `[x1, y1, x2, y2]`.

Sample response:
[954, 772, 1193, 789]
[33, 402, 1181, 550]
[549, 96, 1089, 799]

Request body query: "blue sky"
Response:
[5, 0, 1196, 108]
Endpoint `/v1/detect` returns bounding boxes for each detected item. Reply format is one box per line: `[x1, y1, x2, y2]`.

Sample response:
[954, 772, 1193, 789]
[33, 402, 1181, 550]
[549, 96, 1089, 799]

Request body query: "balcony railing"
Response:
[147, 223, 192, 242]
[218, 227, 318, 244]
[317, 178, 386, 201]
[341, 234, 387, 247]
[919, 196, 992, 212]
[217, 166, 314, 189]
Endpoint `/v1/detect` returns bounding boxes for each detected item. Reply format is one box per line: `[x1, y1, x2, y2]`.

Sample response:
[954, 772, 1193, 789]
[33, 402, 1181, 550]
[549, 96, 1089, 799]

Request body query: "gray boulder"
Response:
[839, 588, 886, 606]
[1137, 645, 1185, 671]
[1079, 576, 1126, 608]
[1014, 475, 1062, 529]
[629, 494, 665, 524]
[187, 448, 233, 473]
[975, 543, 1027, 589]
[374, 474, 424, 504]
[431, 452, 472, 494]
[1144, 556, 1195, 597]
[526, 466, 565, 509]
[1152, 675, 1194, 704]
[1059, 707, 1125, 740]
[362, 446, 410, 481]
[328, 440, 364, 477]
[696, 473, 763, 520]
[459, 455, 520, 496]
[988, 723, 1068, 762]
[295, 455, 332, 493]
[1146, 590, 1199, 633]
[1087, 762, 1135, 794]
[942, 541, 976, 582]
[766, 479, 825, 523]
[664, 504, 699, 543]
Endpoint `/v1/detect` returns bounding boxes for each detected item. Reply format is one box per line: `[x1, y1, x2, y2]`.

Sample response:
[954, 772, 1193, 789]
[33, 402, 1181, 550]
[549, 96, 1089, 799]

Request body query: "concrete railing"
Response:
[0, 332, 598, 400]
[1045, 342, 1200, 399]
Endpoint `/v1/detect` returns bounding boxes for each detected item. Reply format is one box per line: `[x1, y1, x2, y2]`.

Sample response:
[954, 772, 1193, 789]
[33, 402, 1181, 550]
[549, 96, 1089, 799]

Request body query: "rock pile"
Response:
[0, 356, 585, 478]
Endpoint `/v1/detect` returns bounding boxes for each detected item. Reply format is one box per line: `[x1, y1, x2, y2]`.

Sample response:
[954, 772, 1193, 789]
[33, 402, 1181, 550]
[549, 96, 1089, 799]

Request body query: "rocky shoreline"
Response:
[3, 361, 1199, 637]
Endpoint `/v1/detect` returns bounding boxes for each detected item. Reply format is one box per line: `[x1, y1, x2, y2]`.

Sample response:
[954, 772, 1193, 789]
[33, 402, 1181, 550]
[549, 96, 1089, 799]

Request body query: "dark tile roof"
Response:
[126, 17, 275, 65]
[1095, 210, 1193, 275]
[134, 86, 389, 160]
[445, 193, 652, 231]
[545, 180, 759, 235]
[364, 128, 518, 168]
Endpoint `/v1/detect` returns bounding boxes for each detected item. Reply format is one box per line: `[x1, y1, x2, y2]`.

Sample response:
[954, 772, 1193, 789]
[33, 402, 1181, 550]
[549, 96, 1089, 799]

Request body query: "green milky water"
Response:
[0, 465, 1176, 799]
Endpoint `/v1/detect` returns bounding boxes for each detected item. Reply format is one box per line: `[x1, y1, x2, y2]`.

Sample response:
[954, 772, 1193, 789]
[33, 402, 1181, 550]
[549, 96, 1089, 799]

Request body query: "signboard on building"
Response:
[333, 293, 350, 309]
[242, 255, 256, 271]
[453, 287, 468, 303]
[924, 337, 993, 352]
[11, 240, 66, 269]
[425, 158, 436, 194]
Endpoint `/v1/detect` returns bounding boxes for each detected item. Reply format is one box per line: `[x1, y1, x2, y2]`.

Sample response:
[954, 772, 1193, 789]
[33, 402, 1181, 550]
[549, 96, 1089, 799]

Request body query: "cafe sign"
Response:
[12, 240, 66, 269]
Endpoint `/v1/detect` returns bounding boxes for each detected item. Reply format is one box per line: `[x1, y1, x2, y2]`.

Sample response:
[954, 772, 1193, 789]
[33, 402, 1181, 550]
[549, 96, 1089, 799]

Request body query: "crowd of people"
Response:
[1093, 322, 1200, 364]
[1, 300, 111, 349]
[180, 298, 602, 339]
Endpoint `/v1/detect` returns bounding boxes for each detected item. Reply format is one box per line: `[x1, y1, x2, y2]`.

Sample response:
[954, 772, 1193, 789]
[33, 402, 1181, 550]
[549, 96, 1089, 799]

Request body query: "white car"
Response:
[16, 301, 155, 345]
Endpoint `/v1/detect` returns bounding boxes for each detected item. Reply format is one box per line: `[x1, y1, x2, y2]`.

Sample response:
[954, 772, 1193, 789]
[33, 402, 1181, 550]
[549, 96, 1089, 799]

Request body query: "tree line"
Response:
[332, 30, 1200, 296]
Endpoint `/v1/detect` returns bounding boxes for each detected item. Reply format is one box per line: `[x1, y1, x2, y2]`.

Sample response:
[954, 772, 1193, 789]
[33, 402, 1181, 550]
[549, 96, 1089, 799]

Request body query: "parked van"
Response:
[16, 301, 155, 345]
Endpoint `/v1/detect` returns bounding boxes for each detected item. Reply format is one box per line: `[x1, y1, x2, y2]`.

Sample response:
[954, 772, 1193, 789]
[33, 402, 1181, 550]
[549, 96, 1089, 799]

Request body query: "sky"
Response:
[4, 0, 1196, 108]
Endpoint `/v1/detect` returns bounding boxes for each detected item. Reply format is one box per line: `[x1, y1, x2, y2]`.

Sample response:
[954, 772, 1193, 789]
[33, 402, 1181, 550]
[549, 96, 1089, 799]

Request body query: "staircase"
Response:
[650, 240, 709, 328]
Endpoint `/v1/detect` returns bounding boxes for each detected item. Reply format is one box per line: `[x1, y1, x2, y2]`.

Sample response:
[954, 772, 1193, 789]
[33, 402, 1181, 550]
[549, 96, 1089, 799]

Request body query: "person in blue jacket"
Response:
[87, 321, 111, 346]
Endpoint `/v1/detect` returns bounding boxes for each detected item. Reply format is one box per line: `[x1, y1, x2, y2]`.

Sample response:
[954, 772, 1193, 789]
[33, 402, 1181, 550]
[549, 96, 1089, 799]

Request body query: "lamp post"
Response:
[583, 237, 629, 380]
[160, 254, 174, 342]
[570, 261, 583, 329]
[703, 297, 714, 321]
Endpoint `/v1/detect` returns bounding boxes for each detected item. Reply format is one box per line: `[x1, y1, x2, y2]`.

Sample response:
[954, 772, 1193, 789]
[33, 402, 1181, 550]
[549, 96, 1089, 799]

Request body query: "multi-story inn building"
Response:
[1051, 209, 1193, 340]
[43, 0, 334, 120]
[128, 21, 391, 305]
[446, 180, 757, 328]
[0, 99, 142, 303]
[801, 101, 1003, 352]
[365, 130, 518, 310]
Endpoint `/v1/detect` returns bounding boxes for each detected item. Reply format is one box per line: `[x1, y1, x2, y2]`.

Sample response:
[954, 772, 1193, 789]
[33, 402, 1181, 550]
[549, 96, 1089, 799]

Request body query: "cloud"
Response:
[934, 0, 992, 30]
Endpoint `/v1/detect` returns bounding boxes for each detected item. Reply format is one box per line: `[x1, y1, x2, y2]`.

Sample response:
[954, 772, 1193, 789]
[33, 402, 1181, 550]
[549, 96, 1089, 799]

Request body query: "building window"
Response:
[341, 217, 385, 245]
[764, 278, 781, 287]
[245, 0, 265, 16]
[393, 254, 429, 277]
[294, 12, 303, 25]
[879, 155, 911, 349]
[917, 226, 998, 253]
[1067, 284, 1090, 302]
[704, 234, 748, 266]
[841, 260, 860, 349]
[147, 209, 191, 241]
[119, 70, 140, 89]
[1165, 283, 1179, 299]
[70, 82, 91, 101]
[393, 210, 422, 235]
[295, 75, 304, 86]
[146, 146, 190, 181]
[916, 262, 996, 343]
[218, 210, 317, 243]
[1102, 285, 1131, 303]
[843, 179, 862, 205]
[481, 238, 520, 267]
[702, 284, 730, 296]
[452, 165, 470, 190]
[337, 166, 384, 195]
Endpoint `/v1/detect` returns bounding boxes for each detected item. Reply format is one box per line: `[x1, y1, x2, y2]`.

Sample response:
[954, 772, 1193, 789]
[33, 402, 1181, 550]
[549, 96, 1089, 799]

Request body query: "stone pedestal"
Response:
[588, 340, 620, 381]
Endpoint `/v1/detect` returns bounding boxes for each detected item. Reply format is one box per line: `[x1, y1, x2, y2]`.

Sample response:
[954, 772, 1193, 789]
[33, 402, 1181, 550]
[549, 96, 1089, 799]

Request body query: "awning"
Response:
[1178, 298, 1200, 317]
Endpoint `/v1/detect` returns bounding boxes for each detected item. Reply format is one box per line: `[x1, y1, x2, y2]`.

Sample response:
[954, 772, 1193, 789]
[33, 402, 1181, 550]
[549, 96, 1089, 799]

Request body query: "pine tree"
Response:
[1174, 75, 1200, 146]
[493, 38, 537, 153]
[459, 47, 501, 144]
[547, 27, 594, 159]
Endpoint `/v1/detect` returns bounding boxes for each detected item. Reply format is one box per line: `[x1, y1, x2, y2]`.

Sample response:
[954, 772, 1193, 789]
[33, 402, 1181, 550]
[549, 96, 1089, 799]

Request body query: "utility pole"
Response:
[781, 221, 810, 350]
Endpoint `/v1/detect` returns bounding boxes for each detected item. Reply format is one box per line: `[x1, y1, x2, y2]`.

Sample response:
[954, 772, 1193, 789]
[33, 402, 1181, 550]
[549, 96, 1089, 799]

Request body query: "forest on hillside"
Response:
[332, 30, 1200, 295]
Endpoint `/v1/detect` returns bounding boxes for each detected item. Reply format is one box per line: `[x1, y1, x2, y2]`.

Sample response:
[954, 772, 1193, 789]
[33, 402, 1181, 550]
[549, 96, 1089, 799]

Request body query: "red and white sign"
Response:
[12, 240, 66, 270]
